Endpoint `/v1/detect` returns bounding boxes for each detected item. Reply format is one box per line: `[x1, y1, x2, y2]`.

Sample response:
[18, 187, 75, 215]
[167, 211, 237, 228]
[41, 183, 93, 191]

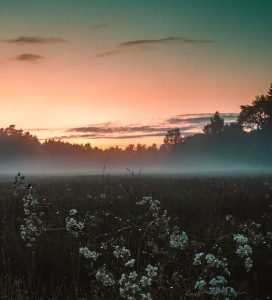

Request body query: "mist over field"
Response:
[0, 154, 272, 177]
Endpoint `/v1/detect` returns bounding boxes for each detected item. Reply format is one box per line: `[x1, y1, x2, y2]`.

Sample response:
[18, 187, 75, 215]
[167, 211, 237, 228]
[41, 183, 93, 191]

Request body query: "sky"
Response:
[0, 0, 271, 148]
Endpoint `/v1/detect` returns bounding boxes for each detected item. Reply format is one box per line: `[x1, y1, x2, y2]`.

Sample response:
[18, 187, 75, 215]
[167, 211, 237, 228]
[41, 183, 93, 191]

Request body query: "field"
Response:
[1, 174, 272, 299]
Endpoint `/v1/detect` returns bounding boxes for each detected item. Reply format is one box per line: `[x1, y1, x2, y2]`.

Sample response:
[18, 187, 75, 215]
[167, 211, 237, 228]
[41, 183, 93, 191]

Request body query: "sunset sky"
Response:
[1, 0, 272, 148]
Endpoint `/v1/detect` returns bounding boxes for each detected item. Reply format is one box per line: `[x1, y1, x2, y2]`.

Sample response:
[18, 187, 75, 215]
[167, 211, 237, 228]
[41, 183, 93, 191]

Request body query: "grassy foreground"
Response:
[1, 174, 272, 299]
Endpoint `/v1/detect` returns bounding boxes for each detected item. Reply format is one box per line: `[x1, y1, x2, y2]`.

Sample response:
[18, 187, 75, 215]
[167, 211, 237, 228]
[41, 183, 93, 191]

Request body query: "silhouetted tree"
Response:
[203, 112, 224, 135]
[238, 84, 272, 130]
[164, 128, 181, 145]
[125, 144, 135, 153]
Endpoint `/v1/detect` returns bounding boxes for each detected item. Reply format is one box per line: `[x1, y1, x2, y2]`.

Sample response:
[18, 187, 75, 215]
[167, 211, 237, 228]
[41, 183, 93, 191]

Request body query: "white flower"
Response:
[245, 257, 253, 272]
[113, 246, 131, 259]
[209, 276, 227, 287]
[140, 293, 152, 300]
[140, 276, 152, 287]
[193, 253, 204, 266]
[79, 247, 99, 260]
[205, 254, 226, 268]
[236, 244, 252, 258]
[66, 217, 77, 230]
[69, 209, 77, 216]
[145, 264, 158, 278]
[125, 259, 136, 268]
[128, 271, 138, 281]
[78, 221, 85, 229]
[195, 280, 206, 290]
[233, 234, 248, 245]
[170, 229, 188, 249]
[95, 268, 115, 286]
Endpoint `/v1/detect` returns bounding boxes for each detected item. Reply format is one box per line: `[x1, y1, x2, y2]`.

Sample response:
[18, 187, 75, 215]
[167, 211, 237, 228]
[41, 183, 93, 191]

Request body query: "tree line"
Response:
[164, 83, 272, 169]
[1, 83, 272, 172]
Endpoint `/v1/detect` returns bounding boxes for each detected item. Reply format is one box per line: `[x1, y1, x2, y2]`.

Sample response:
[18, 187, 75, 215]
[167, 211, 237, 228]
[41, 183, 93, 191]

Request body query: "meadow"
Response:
[1, 173, 272, 299]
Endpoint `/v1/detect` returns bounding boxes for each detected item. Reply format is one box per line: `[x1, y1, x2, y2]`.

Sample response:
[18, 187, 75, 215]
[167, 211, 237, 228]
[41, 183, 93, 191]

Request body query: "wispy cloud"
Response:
[29, 113, 237, 143]
[6, 36, 66, 45]
[119, 36, 214, 48]
[96, 50, 122, 58]
[15, 53, 44, 62]
[68, 123, 193, 134]
[50, 132, 167, 140]
[91, 22, 109, 29]
[97, 35, 214, 58]
[167, 113, 237, 125]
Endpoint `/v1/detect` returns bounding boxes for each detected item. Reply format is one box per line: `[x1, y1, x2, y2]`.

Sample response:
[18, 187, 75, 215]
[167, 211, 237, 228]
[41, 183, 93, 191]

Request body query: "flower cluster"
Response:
[233, 234, 253, 272]
[119, 264, 158, 299]
[119, 271, 141, 298]
[193, 252, 230, 277]
[195, 275, 237, 299]
[136, 196, 161, 218]
[169, 226, 188, 250]
[20, 190, 45, 247]
[79, 247, 100, 261]
[95, 267, 115, 287]
[205, 254, 229, 272]
[65, 209, 85, 237]
[113, 245, 131, 259]
[125, 259, 136, 268]
[193, 252, 205, 266]
[145, 265, 158, 278]
[209, 276, 237, 298]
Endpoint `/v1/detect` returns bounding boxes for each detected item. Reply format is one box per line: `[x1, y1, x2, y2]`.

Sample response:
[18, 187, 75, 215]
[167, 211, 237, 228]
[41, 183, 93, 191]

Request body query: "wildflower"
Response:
[128, 271, 138, 281]
[140, 276, 152, 287]
[145, 264, 158, 278]
[195, 280, 206, 290]
[113, 246, 131, 259]
[136, 196, 152, 206]
[78, 221, 85, 229]
[209, 276, 227, 287]
[66, 217, 77, 230]
[245, 257, 253, 272]
[136, 197, 161, 218]
[95, 268, 115, 286]
[233, 234, 248, 245]
[69, 209, 77, 216]
[79, 247, 99, 260]
[236, 244, 252, 258]
[205, 254, 226, 268]
[119, 271, 141, 298]
[169, 228, 188, 249]
[140, 293, 152, 300]
[209, 286, 237, 298]
[193, 252, 205, 266]
[65, 217, 79, 237]
[125, 259, 136, 268]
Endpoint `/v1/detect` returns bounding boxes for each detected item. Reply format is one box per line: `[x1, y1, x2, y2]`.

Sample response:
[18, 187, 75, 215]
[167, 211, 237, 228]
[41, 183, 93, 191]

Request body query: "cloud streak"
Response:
[91, 22, 109, 29]
[96, 50, 122, 58]
[15, 53, 44, 62]
[6, 36, 66, 45]
[167, 113, 238, 125]
[119, 36, 214, 48]
[97, 35, 214, 58]
[68, 123, 194, 134]
[50, 132, 167, 140]
[29, 113, 237, 143]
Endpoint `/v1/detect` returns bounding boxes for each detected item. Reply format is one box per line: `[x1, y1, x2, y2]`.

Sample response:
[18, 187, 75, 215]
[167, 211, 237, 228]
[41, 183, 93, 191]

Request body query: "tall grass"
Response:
[0, 174, 272, 299]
